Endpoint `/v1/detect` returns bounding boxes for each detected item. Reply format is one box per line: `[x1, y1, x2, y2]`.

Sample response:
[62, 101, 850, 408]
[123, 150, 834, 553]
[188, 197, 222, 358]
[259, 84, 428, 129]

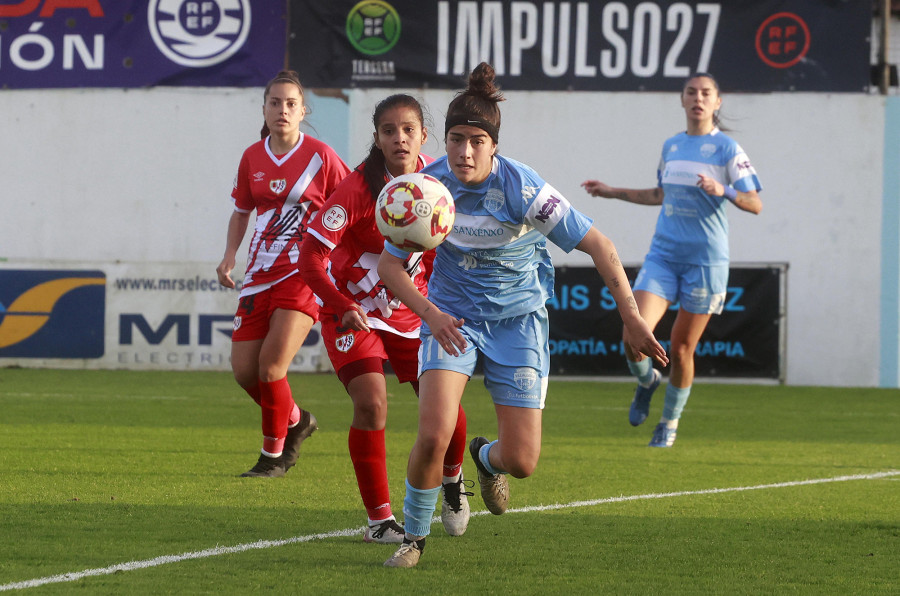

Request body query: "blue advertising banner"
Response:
[548, 264, 785, 379]
[289, 0, 871, 92]
[0, 269, 106, 358]
[0, 0, 285, 89]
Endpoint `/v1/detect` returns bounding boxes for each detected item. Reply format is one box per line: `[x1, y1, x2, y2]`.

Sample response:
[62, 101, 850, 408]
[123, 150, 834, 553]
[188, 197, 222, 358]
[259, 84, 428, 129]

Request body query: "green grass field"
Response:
[0, 369, 896, 594]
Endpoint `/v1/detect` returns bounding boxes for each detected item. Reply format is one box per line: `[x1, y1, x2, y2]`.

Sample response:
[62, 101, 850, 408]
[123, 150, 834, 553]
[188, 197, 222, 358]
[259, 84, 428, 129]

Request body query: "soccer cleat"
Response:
[440, 475, 474, 536]
[648, 423, 677, 448]
[468, 437, 509, 515]
[383, 537, 425, 568]
[363, 518, 405, 544]
[239, 453, 286, 478]
[629, 368, 661, 426]
[281, 410, 318, 471]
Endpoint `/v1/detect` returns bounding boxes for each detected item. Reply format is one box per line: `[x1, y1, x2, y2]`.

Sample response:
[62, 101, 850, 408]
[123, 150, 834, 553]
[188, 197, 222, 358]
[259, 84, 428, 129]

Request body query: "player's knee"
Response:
[351, 394, 387, 425]
[670, 342, 696, 367]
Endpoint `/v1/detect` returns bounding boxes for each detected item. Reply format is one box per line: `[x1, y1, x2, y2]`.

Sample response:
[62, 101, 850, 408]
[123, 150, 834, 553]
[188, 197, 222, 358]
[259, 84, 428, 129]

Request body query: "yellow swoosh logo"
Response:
[0, 278, 105, 349]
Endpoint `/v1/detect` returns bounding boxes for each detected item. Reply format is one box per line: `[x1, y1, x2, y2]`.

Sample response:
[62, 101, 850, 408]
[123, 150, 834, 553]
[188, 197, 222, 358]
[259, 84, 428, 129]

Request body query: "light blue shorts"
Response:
[634, 255, 728, 315]
[419, 309, 549, 409]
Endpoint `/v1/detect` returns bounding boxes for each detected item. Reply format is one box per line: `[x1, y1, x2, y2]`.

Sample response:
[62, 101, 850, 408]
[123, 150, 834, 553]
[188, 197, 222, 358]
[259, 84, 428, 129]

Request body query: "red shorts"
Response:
[320, 313, 420, 384]
[231, 274, 318, 342]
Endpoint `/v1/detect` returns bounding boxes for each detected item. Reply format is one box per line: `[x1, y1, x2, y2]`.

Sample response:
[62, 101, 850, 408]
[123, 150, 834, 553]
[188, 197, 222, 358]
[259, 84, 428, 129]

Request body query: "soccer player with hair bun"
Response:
[299, 94, 471, 544]
[582, 72, 763, 448]
[379, 62, 668, 568]
[216, 70, 350, 478]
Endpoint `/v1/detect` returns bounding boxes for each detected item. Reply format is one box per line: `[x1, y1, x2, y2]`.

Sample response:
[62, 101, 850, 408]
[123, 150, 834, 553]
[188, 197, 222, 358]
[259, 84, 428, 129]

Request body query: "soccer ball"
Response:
[376, 173, 455, 252]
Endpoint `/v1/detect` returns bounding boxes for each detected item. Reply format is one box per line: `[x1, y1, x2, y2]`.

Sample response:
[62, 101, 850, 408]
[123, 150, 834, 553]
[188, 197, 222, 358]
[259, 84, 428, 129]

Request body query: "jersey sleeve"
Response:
[307, 171, 365, 250]
[320, 146, 352, 196]
[298, 235, 356, 315]
[656, 142, 668, 188]
[231, 150, 254, 212]
[726, 143, 762, 193]
[523, 182, 593, 253]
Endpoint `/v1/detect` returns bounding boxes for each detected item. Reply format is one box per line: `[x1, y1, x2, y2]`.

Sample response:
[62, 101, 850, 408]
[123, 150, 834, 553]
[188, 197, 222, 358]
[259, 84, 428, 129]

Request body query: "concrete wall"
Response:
[0, 87, 891, 386]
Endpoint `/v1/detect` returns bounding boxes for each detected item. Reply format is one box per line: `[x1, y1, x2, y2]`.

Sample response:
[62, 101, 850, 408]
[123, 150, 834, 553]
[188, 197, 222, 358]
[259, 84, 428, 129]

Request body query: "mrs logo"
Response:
[148, 0, 252, 68]
[269, 179, 287, 194]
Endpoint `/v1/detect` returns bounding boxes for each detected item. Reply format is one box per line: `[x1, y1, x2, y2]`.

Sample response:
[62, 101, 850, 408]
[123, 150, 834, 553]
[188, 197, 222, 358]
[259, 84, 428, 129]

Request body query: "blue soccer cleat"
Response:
[648, 423, 677, 448]
[629, 368, 661, 426]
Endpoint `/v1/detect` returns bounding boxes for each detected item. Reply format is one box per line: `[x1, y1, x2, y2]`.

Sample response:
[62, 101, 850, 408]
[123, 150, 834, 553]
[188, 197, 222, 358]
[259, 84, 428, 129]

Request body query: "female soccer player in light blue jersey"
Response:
[582, 72, 763, 449]
[378, 62, 668, 568]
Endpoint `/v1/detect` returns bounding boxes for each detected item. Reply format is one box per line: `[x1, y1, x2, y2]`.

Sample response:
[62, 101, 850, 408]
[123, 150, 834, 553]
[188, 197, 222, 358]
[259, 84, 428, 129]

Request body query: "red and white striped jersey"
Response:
[231, 134, 350, 295]
[305, 155, 432, 335]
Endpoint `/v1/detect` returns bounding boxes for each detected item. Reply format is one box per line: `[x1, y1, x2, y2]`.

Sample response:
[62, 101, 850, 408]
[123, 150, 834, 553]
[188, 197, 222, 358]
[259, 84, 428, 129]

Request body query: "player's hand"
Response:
[423, 307, 467, 356]
[581, 180, 615, 198]
[696, 174, 724, 197]
[625, 318, 669, 368]
[341, 305, 370, 332]
[216, 257, 236, 289]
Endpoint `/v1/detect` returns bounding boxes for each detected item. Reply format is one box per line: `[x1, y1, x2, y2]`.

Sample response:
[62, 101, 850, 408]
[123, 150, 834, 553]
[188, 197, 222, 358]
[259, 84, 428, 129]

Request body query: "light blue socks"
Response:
[662, 384, 691, 421]
[401, 480, 441, 537]
[627, 357, 656, 386]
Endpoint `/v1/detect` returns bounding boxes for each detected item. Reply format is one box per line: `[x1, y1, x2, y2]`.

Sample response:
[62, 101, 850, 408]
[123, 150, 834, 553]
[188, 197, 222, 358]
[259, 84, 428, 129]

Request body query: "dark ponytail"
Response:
[444, 62, 504, 143]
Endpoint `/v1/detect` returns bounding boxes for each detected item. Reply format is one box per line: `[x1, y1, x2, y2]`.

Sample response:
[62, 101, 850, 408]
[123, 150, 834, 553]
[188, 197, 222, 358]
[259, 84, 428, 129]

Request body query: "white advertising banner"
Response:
[0, 261, 330, 373]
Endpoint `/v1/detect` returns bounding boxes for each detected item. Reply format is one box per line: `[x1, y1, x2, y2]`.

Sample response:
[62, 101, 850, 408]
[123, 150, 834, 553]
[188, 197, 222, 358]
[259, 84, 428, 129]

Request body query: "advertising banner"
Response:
[548, 264, 786, 379]
[0, 263, 328, 372]
[289, 0, 871, 92]
[0, 0, 285, 89]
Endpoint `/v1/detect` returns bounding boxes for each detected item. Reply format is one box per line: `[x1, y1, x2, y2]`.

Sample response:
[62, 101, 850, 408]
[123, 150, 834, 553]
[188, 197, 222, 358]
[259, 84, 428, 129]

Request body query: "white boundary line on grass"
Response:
[2, 470, 897, 592]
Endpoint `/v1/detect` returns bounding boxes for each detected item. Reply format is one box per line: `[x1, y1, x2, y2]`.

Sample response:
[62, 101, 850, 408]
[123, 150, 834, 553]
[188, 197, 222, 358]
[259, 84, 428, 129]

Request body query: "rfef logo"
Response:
[755, 12, 810, 69]
[0, 270, 106, 358]
[148, 0, 251, 68]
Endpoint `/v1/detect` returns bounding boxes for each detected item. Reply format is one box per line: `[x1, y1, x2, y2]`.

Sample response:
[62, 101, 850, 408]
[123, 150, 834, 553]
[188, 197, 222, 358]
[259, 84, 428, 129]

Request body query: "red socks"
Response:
[348, 427, 393, 521]
[258, 377, 297, 456]
[443, 404, 467, 478]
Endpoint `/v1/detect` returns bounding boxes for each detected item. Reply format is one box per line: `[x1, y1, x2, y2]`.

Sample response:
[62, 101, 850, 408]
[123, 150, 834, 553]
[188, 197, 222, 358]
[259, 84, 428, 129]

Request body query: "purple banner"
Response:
[0, 0, 286, 88]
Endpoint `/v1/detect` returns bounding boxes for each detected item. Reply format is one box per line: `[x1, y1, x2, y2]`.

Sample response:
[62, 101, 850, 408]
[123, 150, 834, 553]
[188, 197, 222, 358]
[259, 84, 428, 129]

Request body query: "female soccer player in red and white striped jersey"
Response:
[217, 70, 350, 477]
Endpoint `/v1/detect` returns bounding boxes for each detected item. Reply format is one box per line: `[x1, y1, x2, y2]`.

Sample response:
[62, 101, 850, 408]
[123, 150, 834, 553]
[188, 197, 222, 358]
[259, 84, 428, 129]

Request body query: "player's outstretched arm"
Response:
[576, 227, 668, 367]
[581, 180, 664, 206]
[377, 250, 467, 356]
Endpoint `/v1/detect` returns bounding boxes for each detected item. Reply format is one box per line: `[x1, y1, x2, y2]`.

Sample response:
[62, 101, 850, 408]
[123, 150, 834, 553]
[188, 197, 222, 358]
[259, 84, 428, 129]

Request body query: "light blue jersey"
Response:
[405, 154, 593, 321]
[650, 128, 762, 265]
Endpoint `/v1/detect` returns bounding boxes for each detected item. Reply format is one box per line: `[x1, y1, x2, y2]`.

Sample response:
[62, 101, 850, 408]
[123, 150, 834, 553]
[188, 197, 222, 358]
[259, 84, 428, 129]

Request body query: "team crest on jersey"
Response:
[336, 332, 355, 353]
[513, 368, 537, 391]
[483, 189, 505, 212]
[700, 144, 717, 158]
[233, 316, 242, 331]
[269, 179, 287, 194]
